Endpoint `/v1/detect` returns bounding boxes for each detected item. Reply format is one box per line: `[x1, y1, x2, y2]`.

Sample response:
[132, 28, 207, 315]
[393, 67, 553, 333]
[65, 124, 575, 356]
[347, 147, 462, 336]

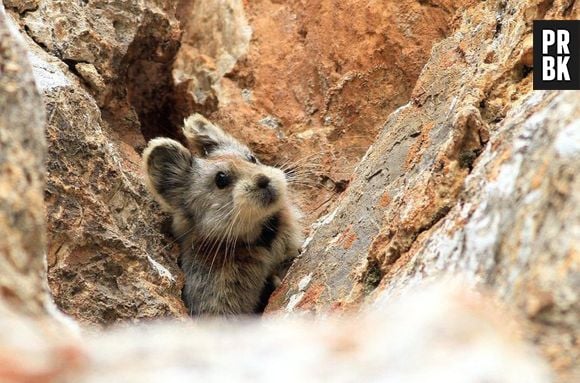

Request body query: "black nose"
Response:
[256, 175, 270, 189]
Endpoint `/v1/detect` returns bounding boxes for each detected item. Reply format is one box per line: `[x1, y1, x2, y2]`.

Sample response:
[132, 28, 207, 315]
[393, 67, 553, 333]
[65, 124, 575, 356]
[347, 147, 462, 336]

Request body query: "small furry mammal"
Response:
[143, 114, 302, 316]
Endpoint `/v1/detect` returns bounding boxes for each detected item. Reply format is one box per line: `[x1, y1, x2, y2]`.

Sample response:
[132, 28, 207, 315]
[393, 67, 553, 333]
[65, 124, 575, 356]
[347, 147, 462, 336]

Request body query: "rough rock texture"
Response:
[0, 5, 47, 317]
[4, 1, 187, 325]
[268, 0, 580, 380]
[3, 0, 471, 326]
[11, 0, 185, 153]
[41, 55, 187, 325]
[174, 0, 471, 223]
[373, 91, 580, 379]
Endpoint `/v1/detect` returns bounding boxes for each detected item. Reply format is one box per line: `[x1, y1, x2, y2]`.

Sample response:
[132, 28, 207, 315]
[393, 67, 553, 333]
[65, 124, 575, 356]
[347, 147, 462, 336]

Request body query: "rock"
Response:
[3, 0, 38, 13]
[172, 0, 250, 119]
[19, 0, 182, 141]
[37, 44, 187, 325]
[78, 285, 551, 383]
[3, 0, 204, 327]
[373, 91, 580, 379]
[1, 0, 579, 381]
[4, 3, 187, 325]
[0, 283, 553, 383]
[74, 63, 106, 105]
[0, 4, 47, 317]
[173, 0, 470, 224]
[268, 0, 580, 380]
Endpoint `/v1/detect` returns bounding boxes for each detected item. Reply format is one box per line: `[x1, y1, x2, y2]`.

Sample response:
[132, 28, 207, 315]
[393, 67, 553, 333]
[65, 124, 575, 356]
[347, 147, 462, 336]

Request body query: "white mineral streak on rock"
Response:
[298, 273, 313, 291]
[285, 273, 313, 313]
[147, 255, 175, 282]
[28, 52, 70, 91]
[554, 119, 580, 158]
[285, 292, 305, 312]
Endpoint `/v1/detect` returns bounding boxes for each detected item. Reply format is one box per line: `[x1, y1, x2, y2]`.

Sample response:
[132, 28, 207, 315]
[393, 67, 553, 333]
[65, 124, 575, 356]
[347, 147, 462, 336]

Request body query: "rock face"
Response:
[0, 5, 47, 317]
[268, 0, 580, 380]
[174, 0, 470, 223]
[0, 0, 579, 381]
[5, 1, 187, 325]
[3, 0, 470, 326]
[42, 64, 187, 325]
[373, 91, 580, 377]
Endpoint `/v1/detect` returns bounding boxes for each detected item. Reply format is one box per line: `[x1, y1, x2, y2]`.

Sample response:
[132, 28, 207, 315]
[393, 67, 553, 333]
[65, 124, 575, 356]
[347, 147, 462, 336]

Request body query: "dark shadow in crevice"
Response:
[122, 10, 183, 143]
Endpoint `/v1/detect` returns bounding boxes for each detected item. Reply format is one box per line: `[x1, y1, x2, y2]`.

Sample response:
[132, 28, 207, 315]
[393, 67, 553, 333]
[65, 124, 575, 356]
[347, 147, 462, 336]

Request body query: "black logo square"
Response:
[533, 20, 580, 90]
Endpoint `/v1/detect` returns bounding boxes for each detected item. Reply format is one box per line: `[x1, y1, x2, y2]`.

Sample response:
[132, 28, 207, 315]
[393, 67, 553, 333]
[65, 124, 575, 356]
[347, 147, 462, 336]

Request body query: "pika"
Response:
[143, 114, 302, 316]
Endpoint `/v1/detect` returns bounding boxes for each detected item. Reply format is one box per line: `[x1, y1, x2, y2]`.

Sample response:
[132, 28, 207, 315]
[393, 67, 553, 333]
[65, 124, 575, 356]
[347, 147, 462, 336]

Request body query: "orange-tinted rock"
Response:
[267, 1, 580, 380]
[174, 0, 471, 225]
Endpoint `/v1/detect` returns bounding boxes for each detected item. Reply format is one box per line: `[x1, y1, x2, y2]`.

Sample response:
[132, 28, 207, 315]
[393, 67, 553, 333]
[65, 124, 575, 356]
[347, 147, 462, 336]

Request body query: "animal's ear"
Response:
[142, 138, 194, 212]
[182, 113, 240, 156]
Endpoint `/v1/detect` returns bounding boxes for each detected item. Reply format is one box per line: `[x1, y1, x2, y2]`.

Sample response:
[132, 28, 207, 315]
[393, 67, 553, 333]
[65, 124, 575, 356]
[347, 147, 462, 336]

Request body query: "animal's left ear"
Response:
[182, 113, 241, 156]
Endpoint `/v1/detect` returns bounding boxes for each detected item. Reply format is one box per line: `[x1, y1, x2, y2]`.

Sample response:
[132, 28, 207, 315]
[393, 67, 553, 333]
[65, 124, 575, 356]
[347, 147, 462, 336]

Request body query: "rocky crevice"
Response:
[3, 1, 190, 326]
[122, 9, 183, 143]
[0, 0, 578, 381]
[1, 0, 469, 326]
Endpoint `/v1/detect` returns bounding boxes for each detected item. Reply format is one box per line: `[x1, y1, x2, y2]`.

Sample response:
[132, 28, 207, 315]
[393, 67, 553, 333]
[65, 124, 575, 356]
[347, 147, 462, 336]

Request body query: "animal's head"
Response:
[143, 114, 288, 241]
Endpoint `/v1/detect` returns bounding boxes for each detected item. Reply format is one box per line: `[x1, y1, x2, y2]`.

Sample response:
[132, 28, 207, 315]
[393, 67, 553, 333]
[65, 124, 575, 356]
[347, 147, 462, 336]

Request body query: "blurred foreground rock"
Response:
[0, 4, 47, 317]
[0, 283, 553, 383]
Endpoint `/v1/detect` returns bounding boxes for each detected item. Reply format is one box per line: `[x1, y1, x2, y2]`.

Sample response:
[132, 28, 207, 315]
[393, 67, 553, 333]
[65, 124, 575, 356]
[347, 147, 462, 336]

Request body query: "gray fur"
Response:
[143, 114, 302, 316]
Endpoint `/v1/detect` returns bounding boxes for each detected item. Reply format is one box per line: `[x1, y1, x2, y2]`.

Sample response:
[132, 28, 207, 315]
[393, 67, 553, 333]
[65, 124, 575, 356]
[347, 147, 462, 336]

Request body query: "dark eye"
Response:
[215, 171, 231, 189]
[247, 154, 257, 164]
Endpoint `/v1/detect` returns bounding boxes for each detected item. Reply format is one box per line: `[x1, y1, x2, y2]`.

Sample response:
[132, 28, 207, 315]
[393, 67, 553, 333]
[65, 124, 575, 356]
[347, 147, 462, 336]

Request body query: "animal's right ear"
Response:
[182, 113, 239, 156]
[142, 138, 194, 212]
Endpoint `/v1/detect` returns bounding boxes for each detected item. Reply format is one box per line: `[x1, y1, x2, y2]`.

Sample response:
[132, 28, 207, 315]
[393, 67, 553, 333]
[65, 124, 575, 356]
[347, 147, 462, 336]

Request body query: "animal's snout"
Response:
[256, 174, 270, 189]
